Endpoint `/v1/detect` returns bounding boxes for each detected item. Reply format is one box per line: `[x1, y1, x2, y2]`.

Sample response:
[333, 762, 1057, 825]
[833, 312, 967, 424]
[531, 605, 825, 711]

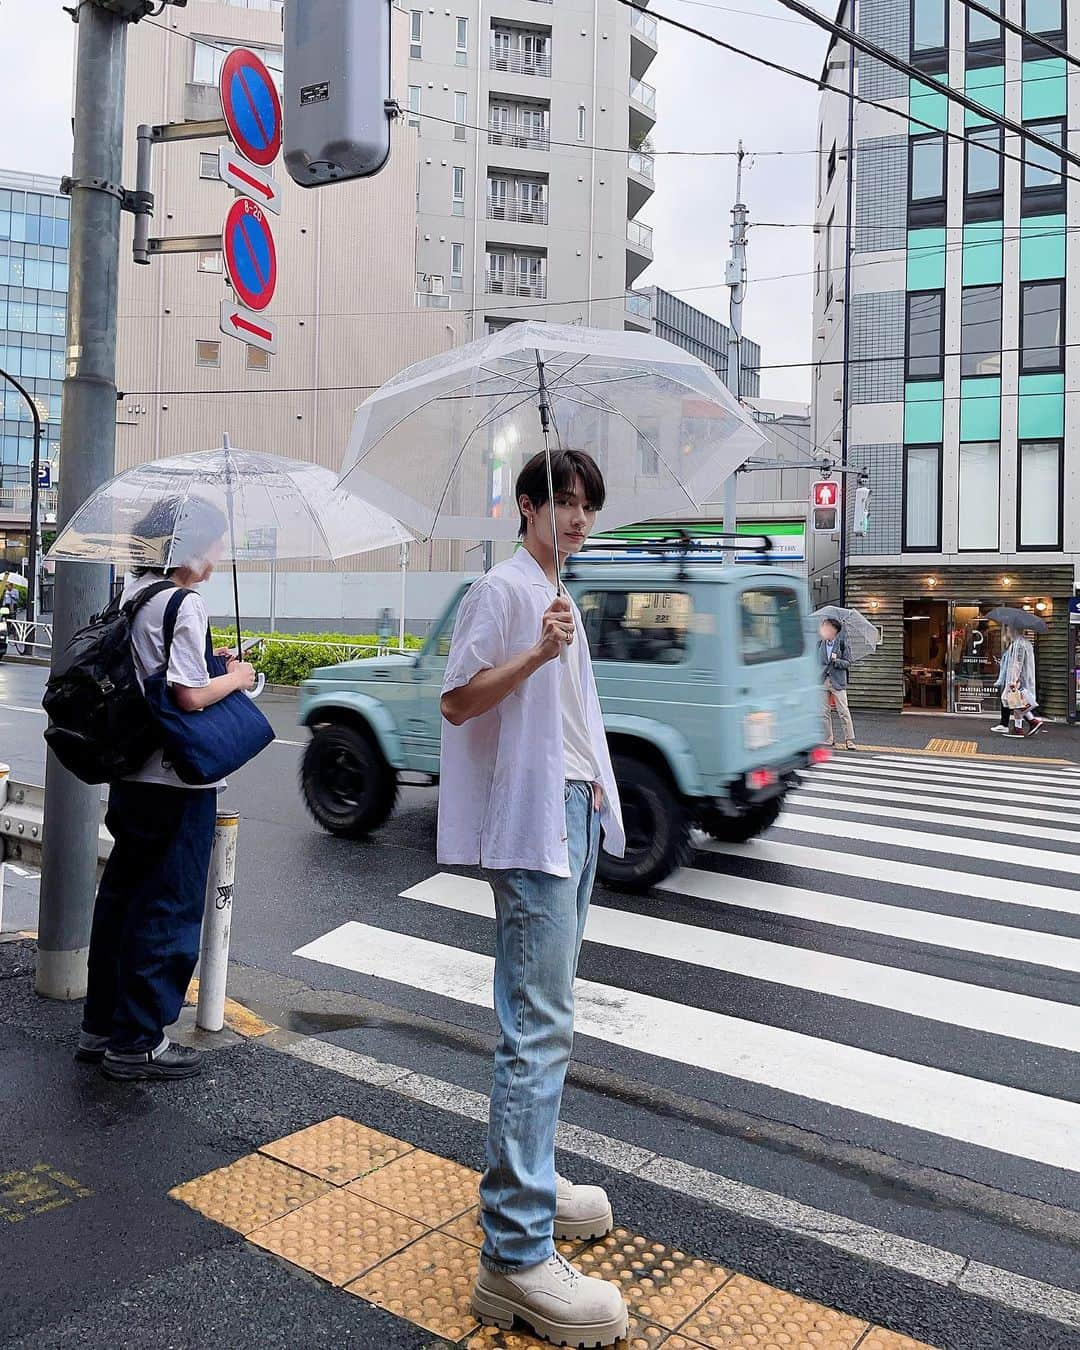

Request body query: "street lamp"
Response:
[0, 363, 44, 630]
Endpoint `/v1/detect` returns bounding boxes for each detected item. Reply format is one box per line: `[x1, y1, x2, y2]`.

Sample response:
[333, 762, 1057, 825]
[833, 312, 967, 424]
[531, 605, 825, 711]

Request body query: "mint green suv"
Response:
[298, 554, 825, 890]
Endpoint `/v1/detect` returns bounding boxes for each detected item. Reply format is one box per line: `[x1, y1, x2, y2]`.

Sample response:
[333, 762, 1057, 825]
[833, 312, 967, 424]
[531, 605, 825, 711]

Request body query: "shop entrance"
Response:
[903, 599, 1005, 713]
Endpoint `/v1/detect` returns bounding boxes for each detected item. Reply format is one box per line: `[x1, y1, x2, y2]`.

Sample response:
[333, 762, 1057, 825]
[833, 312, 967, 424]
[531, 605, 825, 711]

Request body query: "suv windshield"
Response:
[739, 586, 804, 665]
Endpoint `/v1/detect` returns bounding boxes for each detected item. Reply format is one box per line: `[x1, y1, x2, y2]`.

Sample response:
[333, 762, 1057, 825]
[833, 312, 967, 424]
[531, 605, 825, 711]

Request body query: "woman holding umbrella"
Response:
[992, 615, 1044, 737]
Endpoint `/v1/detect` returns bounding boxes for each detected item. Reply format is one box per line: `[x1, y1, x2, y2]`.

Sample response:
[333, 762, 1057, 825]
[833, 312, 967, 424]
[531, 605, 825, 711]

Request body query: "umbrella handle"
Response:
[244, 672, 266, 701]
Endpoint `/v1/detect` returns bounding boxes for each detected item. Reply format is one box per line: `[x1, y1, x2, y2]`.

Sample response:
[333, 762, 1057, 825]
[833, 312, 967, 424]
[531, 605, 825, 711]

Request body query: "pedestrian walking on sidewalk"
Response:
[992, 624, 1043, 738]
[439, 449, 629, 1349]
[76, 496, 257, 1081]
[818, 616, 856, 750]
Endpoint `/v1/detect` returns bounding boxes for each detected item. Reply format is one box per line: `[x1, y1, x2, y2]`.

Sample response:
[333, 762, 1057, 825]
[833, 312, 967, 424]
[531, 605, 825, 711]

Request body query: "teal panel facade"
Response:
[1017, 374, 1065, 438]
[964, 65, 1004, 127]
[1020, 215, 1066, 280]
[962, 222, 1003, 286]
[909, 76, 949, 133]
[1021, 59, 1067, 120]
[904, 382, 944, 442]
[907, 228, 947, 290]
[959, 378, 1001, 441]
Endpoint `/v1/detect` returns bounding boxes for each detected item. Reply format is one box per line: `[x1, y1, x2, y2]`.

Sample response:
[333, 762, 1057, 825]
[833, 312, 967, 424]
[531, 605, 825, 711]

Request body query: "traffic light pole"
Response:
[0, 365, 43, 626]
[37, 2, 129, 1000]
[837, 24, 856, 606]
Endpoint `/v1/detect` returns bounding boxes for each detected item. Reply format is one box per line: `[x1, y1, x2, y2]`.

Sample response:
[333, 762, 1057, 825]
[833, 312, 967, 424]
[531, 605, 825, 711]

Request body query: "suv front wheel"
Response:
[302, 722, 398, 838]
[598, 754, 691, 893]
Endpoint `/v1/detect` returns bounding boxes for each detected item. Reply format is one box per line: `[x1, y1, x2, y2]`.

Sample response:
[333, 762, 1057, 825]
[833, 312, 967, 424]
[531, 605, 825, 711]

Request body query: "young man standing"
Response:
[439, 449, 628, 1348]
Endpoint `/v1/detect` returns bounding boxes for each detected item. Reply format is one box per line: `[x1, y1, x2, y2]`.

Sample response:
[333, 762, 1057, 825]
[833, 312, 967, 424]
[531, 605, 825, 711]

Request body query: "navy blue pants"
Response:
[83, 781, 217, 1053]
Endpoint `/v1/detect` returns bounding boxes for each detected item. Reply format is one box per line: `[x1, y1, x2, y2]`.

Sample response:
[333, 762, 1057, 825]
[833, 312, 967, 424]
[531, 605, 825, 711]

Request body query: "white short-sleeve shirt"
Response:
[437, 548, 624, 878]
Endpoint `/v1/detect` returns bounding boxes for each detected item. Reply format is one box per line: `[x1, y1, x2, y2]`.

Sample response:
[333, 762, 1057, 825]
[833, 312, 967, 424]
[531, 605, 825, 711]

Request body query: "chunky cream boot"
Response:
[554, 1173, 614, 1241]
[472, 1252, 628, 1348]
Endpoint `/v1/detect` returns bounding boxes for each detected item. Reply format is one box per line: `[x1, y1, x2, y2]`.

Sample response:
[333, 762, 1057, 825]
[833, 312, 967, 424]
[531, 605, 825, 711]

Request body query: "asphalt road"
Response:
[4, 660, 1080, 1347]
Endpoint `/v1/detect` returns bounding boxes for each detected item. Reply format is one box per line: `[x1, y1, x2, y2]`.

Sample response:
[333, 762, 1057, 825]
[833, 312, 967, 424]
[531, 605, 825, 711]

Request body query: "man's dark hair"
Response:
[821, 616, 841, 636]
[515, 448, 606, 538]
[131, 494, 230, 575]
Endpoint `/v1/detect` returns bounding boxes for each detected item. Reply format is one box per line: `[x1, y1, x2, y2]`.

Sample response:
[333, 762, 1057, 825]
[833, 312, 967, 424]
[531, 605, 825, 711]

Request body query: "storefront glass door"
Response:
[947, 603, 1004, 713]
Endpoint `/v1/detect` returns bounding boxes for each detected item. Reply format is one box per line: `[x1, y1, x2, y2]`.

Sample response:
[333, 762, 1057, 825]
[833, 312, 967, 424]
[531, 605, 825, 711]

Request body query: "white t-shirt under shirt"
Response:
[121, 573, 218, 790]
[561, 610, 600, 783]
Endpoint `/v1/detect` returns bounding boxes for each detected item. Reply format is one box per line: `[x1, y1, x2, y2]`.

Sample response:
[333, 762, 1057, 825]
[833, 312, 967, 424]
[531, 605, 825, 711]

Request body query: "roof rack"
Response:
[565, 529, 775, 581]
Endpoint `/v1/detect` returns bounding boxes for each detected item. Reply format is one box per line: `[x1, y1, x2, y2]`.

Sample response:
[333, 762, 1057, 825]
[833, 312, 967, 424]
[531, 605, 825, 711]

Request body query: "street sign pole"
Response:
[39, 2, 130, 1001]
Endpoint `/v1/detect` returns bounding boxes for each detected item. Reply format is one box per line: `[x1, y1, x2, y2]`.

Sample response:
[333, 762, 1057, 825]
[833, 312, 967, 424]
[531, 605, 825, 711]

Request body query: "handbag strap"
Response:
[161, 587, 197, 665]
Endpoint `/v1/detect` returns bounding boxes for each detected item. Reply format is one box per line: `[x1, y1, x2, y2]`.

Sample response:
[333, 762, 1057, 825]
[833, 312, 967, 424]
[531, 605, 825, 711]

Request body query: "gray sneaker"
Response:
[473, 1252, 628, 1349]
[102, 1040, 203, 1081]
[554, 1174, 613, 1242]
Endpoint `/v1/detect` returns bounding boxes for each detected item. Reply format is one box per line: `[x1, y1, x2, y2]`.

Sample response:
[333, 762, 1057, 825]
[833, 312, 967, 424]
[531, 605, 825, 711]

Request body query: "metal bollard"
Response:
[196, 810, 240, 1033]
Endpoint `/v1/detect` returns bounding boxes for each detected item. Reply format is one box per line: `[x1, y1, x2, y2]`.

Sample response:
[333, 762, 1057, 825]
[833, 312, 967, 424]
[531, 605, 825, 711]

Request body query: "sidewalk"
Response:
[844, 711, 1079, 764]
[0, 937, 948, 1350]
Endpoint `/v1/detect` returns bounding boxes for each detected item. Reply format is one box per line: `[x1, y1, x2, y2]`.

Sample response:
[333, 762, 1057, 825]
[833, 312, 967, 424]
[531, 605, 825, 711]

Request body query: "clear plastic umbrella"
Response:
[812, 604, 881, 664]
[338, 322, 767, 578]
[47, 441, 411, 651]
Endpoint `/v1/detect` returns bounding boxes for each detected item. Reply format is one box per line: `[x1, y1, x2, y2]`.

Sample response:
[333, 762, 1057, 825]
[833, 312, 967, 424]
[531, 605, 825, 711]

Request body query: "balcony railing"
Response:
[628, 150, 655, 181]
[627, 219, 653, 251]
[629, 77, 656, 111]
[415, 291, 451, 309]
[486, 273, 548, 298]
[625, 290, 652, 319]
[487, 196, 549, 225]
[490, 47, 551, 77]
[0, 486, 58, 516]
[488, 121, 550, 150]
[630, 7, 659, 42]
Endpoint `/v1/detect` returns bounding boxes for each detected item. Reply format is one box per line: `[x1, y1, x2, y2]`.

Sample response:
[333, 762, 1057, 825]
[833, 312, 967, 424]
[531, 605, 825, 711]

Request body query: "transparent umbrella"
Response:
[338, 322, 767, 581]
[812, 604, 881, 665]
[47, 441, 412, 652]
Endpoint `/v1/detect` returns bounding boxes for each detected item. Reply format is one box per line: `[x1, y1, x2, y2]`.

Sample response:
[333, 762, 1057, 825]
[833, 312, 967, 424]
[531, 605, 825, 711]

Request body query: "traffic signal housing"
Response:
[811, 479, 840, 534]
[852, 484, 872, 537]
[283, 0, 395, 187]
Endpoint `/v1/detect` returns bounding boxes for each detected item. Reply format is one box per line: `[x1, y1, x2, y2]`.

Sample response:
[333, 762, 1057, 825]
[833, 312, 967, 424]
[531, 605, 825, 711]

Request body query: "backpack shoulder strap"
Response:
[123, 578, 176, 620]
[162, 588, 197, 664]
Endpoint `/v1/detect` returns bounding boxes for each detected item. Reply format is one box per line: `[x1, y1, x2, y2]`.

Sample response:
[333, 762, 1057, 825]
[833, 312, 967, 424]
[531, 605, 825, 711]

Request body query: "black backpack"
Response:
[42, 580, 177, 785]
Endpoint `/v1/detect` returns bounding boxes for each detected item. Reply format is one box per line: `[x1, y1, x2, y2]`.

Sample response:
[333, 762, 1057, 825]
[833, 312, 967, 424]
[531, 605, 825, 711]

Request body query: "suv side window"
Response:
[580, 590, 692, 664]
[425, 590, 466, 661]
[739, 586, 804, 665]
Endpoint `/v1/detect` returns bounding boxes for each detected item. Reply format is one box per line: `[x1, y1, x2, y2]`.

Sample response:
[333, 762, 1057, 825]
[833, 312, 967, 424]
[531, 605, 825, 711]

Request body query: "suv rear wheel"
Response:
[302, 722, 398, 838]
[598, 754, 691, 893]
[702, 796, 783, 844]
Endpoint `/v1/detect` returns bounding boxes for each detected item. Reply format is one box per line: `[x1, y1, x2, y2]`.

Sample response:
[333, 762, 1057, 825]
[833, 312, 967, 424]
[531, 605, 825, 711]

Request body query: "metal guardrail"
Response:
[415, 291, 451, 309]
[485, 274, 547, 298]
[490, 48, 552, 77]
[625, 290, 652, 318]
[488, 124, 550, 151]
[629, 77, 657, 111]
[0, 773, 109, 872]
[487, 196, 549, 225]
[627, 220, 654, 251]
[631, 8, 659, 41]
[628, 151, 655, 181]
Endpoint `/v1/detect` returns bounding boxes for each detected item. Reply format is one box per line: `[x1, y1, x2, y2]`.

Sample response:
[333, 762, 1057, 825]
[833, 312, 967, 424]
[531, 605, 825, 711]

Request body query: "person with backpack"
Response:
[74, 496, 257, 1081]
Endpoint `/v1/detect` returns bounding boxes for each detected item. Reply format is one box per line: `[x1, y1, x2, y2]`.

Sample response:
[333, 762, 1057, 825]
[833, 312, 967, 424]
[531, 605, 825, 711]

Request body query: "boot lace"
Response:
[548, 1252, 581, 1289]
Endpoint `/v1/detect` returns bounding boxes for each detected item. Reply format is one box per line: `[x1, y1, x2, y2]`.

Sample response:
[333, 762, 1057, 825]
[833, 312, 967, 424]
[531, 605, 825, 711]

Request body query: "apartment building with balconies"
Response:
[410, 0, 658, 334]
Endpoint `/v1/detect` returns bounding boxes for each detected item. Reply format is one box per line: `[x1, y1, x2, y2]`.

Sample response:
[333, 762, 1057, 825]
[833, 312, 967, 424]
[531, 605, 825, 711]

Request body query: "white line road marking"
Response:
[0, 704, 45, 716]
[270, 1033, 1080, 1332]
[660, 866, 1080, 973]
[785, 796, 1080, 846]
[273, 738, 304, 747]
[793, 781, 1080, 830]
[294, 920, 1080, 1172]
[770, 808, 1079, 876]
[865, 754, 1080, 790]
[805, 765, 1077, 812]
[696, 835, 1080, 918]
[400, 873, 1080, 1050]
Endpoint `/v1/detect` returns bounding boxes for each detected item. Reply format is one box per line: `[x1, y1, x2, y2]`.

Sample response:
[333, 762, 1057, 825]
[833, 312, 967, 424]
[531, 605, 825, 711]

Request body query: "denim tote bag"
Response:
[143, 588, 274, 786]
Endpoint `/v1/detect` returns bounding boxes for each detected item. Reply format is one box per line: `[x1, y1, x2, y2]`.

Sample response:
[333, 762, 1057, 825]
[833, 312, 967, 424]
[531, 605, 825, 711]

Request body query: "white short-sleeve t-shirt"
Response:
[122, 573, 218, 789]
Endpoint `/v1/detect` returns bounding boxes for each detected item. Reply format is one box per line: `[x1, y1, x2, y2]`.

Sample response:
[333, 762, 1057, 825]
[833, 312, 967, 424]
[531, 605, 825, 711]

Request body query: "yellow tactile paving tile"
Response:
[247, 1188, 425, 1287]
[857, 1330, 936, 1350]
[346, 1229, 480, 1341]
[259, 1114, 414, 1184]
[169, 1153, 330, 1234]
[673, 1274, 868, 1349]
[348, 1148, 481, 1226]
[575, 1228, 729, 1331]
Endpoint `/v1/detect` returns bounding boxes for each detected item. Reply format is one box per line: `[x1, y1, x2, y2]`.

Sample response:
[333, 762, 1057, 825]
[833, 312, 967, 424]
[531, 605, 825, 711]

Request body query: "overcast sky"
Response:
[0, 0, 827, 403]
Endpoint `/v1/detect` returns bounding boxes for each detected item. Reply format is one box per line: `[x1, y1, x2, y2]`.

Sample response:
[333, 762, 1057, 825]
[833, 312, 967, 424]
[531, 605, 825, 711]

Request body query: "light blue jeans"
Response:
[480, 780, 600, 1273]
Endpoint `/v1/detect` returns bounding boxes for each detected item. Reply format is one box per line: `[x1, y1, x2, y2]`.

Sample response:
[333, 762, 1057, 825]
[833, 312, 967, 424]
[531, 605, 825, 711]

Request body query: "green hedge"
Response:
[209, 628, 423, 686]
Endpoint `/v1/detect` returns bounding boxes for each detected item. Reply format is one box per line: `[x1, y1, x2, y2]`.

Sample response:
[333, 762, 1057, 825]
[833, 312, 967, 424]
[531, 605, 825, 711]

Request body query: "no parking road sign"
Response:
[223, 197, 277, 312]
[220, 48, 282, 168]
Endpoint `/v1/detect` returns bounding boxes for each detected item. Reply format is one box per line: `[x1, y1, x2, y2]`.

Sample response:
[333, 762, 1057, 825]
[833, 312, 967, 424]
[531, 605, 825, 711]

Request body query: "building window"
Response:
[197, 251, 222, 274]
[410, 10, 422, 57]
[824, 209, 835, 303]
[246, 347, 270, 372]
[195, 340, 220, 367]
[452, 166, 465, 215]
[577, 105, 587, 141]
[1018, 440, 1063, 549]
[909, 134, 945, 226]
[826, 141, 837, 188]
[1021, 280, 1064, 373]
[1023, 0, 1064, 53]
[906, 290, 944, 379]
[903, 444, 942, 551]
[454, 92, 467, 140]
[408, 85, 421, 129]
[911, 0, 947, 66]
[451, 242, 464, 290]
[958, 442, 1000, 551]
[966, 0, 1003, 61]
[1023, 119, 1065, 215]
[456, 17, 468, 64]
[965, 125, 1003, 220]
[193, 40, 282, 90]
[960, 285, 1002, 377]
[199, 152, 221, 180]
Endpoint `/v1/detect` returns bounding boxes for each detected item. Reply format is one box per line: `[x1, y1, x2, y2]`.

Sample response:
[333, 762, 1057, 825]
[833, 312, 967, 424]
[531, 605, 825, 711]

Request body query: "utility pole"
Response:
[36, 2, 130, 1000]
[723, 142, 748, 566]
[837, 14, 856, 605]
[0, 366, 43, 628]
